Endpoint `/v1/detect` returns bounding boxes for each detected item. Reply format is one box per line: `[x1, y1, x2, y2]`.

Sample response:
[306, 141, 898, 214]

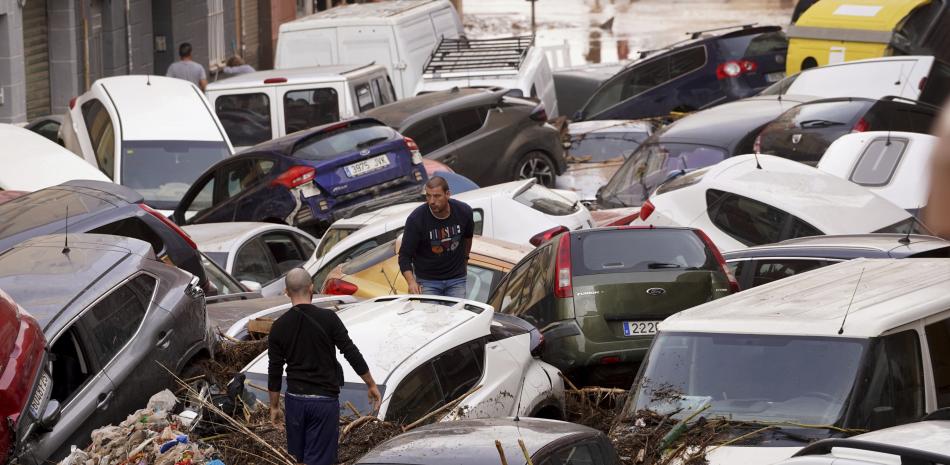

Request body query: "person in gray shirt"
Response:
[166, 42, 208, 90]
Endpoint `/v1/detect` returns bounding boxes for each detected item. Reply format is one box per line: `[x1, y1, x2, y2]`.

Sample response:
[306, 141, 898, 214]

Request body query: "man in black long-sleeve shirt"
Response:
[268, 268, 381, 465]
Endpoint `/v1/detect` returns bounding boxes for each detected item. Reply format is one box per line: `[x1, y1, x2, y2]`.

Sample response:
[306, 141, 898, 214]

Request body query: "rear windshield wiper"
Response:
[355, 137, 389, 149]
[647, 262, 683, 269]
[798, 119, 845, 129]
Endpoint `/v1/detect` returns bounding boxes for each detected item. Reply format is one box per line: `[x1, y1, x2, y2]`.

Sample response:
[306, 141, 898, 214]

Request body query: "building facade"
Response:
[0, 0, 308, 124]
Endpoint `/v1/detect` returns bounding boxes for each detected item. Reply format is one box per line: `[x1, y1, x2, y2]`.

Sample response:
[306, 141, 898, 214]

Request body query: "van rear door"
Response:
[339, 26, 399, 95]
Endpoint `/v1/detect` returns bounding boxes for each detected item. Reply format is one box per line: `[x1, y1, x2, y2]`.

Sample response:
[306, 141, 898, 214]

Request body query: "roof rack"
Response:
[792, 438, 950, 464]
[423, 36, 534, 78]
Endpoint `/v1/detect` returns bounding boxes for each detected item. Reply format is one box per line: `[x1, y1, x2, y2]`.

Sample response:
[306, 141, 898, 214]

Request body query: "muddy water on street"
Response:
[464, 0, 795, 66]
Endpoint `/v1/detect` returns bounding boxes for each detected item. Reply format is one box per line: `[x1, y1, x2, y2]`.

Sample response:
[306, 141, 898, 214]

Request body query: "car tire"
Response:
[178, 361, 212, 431]
[514, 151, 557, 187]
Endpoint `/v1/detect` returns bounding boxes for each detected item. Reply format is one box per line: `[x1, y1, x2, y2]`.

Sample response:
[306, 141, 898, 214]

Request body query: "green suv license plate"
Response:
[623, 321, 660, 336]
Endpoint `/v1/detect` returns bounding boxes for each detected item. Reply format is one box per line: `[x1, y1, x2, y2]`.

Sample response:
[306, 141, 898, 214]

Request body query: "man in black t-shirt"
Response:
[399, 176, 474, 298]
[267, 268, 381, 465]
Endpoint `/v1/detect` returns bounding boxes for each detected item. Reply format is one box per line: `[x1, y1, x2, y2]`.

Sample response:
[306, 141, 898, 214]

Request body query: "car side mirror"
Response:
[240, 280, 262, 292]
[870, 406, 896, 430]
[37, 400, 61, 431]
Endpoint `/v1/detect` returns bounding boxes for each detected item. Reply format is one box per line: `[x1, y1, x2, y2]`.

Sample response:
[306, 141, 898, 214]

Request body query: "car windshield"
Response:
[568, 130, 648, 162]
[627, 332, 867, 428]
[600, 143, 727, 207]
[293, 122, 395, 161]
[514, 183, 579, 216]
[121, 140, 231, 210]
[316, 226, 359, 259]
[573, 228, 718, 275]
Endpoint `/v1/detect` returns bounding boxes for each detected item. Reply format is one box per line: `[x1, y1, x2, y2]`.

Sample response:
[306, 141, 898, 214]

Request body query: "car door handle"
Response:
[156, 329, 174, 348]
[97, 391, 114, 410]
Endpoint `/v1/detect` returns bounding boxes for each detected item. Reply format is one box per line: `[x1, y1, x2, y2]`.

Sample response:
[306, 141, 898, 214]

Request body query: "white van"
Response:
[206, 63, 394, 151]
[274, 0, 463, 99]
[416, 36, 559, 117]
[617, 257, 950, 465]
[60, 75, 233, 213]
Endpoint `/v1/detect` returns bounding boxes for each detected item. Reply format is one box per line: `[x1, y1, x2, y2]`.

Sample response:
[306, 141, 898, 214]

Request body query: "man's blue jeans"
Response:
[417, 276, 467, 298]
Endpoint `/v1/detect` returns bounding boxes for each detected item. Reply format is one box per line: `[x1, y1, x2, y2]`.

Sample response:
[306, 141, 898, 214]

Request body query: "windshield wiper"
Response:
[647, 262, 683, 269]
[355, 137, 389, 149]
[798, 119, 845, 129]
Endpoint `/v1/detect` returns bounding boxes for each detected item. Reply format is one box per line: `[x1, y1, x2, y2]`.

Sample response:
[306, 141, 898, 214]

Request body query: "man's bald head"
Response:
[285, 267, 314, 299]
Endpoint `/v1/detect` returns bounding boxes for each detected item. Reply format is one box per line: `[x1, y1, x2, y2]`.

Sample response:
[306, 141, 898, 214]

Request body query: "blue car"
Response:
[172, 118, 428, 234]
[576, 25, 789, 121]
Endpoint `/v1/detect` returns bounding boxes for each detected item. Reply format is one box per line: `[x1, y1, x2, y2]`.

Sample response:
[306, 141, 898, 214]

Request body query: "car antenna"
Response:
[753, 149, 762, 170]
[899, 205, 923, 245]
[146, 74, 151, 86]
[62, 205, 70, 254]
[837, 267, 865, 335]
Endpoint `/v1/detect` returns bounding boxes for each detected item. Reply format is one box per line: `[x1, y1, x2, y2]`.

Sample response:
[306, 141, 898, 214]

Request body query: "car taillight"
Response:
[600, 356, 622, 365]
[139, 204, 198, 250]
[263, 77, 287, 84]
[529, 225, 570, 247]
[404, 137, 423, 165]
[323, 278, 358, 295]
[852, 118, 870, 133]
[693, 229, 739, 293]
[68, 96, 77, 109]
[639, 200, 655, 221]
[529, 103, 548, 122]
[919, 76, 928, 91]
[716, 60, 757, 80]
[554, 232, 572, 298]
[272, 166, 316, 189]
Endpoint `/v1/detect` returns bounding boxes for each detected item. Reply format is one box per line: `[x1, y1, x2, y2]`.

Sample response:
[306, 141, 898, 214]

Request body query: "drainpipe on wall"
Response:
[81, 0, 90, 89]
[125, 0, 133, 73]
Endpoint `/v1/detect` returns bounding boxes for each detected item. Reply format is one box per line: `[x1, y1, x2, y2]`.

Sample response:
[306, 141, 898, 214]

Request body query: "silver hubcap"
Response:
[519, 156, 555, 186]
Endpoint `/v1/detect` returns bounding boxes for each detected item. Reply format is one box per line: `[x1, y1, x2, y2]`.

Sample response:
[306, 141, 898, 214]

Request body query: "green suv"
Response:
[487, 226, 737, 386]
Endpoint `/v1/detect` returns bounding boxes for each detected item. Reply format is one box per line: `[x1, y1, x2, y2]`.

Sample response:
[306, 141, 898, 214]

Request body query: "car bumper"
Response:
[541, 319, 654, 373]
[300, 177, 425, 226]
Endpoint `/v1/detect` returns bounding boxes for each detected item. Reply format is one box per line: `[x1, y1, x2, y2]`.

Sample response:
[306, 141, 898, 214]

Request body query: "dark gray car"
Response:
[0, 234, 214, 464]
[596, 94, 814, 209]
[0, 180, 208, 289]
[356, 418, 618, 465]
[724, 233, 950, 289]
[363, 88, 567, 187]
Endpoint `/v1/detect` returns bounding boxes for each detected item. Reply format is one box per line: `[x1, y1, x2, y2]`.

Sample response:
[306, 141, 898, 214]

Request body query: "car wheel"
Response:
[515, 151, 557, 187]
[178, 362, 212, 431]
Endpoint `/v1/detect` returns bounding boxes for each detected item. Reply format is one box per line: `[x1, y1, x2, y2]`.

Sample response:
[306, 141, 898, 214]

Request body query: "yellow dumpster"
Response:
[787, 0, 949, 74]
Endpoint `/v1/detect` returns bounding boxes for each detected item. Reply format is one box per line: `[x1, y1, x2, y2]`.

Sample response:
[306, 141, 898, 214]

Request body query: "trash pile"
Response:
[58, 390, 223, 465]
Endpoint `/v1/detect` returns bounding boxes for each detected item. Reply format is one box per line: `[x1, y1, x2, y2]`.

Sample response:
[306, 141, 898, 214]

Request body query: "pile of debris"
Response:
[59, 390, 223, 465]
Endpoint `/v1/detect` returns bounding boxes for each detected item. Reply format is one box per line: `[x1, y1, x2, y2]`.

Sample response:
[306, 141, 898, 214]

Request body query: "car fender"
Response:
[504, 125, 565, 173]
[519, 360, 566, 417]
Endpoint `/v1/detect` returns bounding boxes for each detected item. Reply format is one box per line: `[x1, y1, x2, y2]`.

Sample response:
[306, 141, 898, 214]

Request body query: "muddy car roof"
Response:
[661, 258, 950, 338]
[363, 88, 496, 129]
[652, 95, 814, 151]
[357, 417, 601, 465]
[0, 234, 155, 330]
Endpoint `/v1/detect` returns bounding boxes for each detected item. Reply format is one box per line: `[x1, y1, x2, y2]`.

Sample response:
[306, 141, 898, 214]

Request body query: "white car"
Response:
[763, 55, 946, 105]
[818, 131, 936, 215]
[0, 124, 111, 191]
[620, 258, 950, 465]
[183, 222, 319, 297]
[60, 75, 234, 214]
[630, 154, 922, 252]
[307, 179, 594, 288]
[777, 419, 950, 465]
[242, 295, 566, 422]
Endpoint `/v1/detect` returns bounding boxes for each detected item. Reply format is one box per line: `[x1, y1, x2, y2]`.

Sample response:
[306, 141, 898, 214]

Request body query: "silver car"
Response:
[0, 234, 214, 464]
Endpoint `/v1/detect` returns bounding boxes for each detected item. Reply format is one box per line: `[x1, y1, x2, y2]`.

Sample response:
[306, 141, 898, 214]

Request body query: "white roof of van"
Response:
[281, 0, 451, 30]
[95, 75, 225, 142]
[206, 64, 382, 91]
[0, 124, 111, 190]
[661, 258, 950, 338]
